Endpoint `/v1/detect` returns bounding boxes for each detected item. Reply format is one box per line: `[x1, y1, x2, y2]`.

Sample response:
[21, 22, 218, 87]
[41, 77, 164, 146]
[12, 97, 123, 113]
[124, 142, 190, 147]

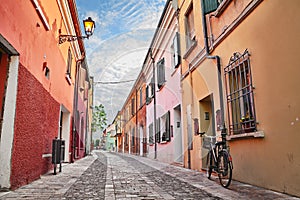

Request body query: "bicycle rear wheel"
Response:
[217, 151, 232, 188]
[206, 150, 212, 179]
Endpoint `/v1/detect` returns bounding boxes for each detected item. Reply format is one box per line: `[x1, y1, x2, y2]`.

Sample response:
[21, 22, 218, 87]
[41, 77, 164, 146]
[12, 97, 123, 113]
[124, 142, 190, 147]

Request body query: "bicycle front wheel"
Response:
[217, 150, 232, 188]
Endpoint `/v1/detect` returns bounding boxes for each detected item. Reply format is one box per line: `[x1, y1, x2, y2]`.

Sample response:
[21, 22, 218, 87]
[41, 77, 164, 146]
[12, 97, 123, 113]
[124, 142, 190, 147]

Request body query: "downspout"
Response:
[150, 50, 157, 159]
[201, 0, 227, 137]
[71, 54, 85, 163]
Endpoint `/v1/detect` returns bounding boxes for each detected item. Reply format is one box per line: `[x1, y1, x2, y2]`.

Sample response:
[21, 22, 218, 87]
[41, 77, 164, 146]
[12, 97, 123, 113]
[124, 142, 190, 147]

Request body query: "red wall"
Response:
[11, 64, 60, 189]
[0, 54, 8, 119]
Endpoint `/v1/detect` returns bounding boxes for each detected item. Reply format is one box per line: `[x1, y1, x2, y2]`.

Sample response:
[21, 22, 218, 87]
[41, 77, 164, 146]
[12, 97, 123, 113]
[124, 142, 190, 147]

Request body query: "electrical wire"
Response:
[94, 79, 136, 85]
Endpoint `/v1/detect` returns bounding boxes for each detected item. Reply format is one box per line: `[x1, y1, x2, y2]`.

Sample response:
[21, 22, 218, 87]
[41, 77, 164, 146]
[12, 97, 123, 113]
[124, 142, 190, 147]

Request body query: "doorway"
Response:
[139, 126, 143, 156]
[60, 106, 71, 162]
[174, 105, 183, 163]
[0, 35, 19, 189]
[199, 94, 215, 169]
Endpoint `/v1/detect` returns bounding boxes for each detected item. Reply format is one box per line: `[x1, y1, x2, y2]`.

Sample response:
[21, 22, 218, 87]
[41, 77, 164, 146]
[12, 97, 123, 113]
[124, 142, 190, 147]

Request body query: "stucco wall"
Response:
[11, 64, 60, 189]
[179, 0, 300, 197]
[214, 0, 300, 196]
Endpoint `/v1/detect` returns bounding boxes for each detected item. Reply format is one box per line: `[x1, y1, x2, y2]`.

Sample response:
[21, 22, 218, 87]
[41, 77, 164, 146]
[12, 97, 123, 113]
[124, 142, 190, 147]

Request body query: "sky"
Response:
[76, 0, 167, 126]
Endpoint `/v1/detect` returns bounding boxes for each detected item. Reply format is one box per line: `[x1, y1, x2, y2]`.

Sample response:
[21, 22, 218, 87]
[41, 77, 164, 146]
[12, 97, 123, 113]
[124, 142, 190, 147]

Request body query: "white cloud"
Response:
[77, 0, 167, 123]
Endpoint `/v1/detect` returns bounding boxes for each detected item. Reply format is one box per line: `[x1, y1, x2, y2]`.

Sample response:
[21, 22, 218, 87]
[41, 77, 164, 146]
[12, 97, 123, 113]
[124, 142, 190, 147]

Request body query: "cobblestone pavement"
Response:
[0, 150, 299, 200]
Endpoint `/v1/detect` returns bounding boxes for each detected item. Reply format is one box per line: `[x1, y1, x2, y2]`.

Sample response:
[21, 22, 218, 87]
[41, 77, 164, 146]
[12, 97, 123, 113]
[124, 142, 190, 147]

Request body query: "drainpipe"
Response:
[201, 0, 227, 137]
[150, 50, 157, 159]
[71, 54, 85, 163]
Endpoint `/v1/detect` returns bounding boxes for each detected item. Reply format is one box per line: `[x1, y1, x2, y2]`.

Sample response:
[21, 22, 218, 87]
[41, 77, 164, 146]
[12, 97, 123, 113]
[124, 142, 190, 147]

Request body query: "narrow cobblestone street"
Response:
[0, 151, 299, 200]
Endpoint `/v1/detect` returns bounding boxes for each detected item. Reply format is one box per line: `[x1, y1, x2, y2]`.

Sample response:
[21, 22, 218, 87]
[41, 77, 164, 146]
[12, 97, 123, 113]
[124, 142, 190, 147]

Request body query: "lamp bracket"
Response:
[59, 35, 89, 44]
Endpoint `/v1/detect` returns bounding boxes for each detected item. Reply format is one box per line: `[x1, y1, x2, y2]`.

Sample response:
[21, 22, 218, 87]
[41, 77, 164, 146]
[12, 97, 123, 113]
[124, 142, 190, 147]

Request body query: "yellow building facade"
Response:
[178, 0, 300, 197]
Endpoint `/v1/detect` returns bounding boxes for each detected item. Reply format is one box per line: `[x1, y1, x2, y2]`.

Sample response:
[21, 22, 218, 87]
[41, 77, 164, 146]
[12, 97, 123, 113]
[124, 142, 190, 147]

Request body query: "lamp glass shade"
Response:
[83, 17, 95, 37]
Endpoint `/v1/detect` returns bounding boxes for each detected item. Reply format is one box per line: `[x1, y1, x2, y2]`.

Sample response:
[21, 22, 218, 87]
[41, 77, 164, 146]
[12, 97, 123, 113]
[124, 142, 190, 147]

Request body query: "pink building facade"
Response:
[144, 0, 184, 164]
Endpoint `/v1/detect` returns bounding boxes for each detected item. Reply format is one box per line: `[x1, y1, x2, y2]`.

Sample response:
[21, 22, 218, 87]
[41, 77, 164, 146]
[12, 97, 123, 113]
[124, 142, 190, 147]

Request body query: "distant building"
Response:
[105, 123, 116, 152]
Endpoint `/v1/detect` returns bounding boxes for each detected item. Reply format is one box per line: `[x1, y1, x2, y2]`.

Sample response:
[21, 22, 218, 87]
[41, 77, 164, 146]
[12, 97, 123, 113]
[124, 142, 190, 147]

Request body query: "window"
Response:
[185, 5, 195, 50]
[146, 85, 150, 104]
[131, 98, 135, 115]
[66, 48, 72, 77]
[172, 32, 181, 68]
[224, 50, 256, 135]
[43, 62, 50, 79]
[84, 81, 89, 100]
[146, 81, 155, 104]
[155, 118, 161, 143]
[125, 132, 128, 146]
[149, 123, 154, 144]
[139, 87, 143, 108]
[161, 111, 171, 142]
[157, 58, 165, 89]
[203, 0, 230, 16]
[131, 128, 135, 147]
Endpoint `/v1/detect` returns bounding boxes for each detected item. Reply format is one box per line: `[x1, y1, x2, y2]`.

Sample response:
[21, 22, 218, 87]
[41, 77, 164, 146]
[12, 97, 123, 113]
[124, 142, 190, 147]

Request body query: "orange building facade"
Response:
[120, 71, 147, 156]
[178, 0, 300, 197]
[0, 0, 91, 190]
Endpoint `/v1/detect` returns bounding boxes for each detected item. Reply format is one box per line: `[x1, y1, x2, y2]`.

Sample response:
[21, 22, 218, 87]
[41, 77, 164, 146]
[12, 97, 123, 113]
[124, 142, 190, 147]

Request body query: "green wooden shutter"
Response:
[146, 85, 149, 104]
[203, 0, 219, 15]
[165, 111, 171, 142]
[156, 118, 161, 143]
[149, 123, 153, 144]
[173, 32, 181, 68]
[131, 98, 135, 115]
[157, 58, 165, 89]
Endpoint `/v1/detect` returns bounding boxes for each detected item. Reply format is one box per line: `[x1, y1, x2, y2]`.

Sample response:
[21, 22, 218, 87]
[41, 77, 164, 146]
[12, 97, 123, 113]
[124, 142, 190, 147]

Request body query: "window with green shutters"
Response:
[161, 111, 171, 142]
[173, 32, 181, 68]
[155, 118, 161, 143]
[157, 58, 165, 89]
[131, 128, 135, 147]
[146, 85, 150, 104]
[149, 123, 154, 144]
[139, 87, 143, 108]
[131, 98, 135, 115]
[202, 0, 228, 15]
[146, 81, 155, 104]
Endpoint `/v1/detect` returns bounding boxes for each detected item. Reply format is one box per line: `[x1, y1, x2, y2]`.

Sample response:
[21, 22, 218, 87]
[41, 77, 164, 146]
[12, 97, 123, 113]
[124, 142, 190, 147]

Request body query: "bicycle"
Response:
[199, 131, 233, 188]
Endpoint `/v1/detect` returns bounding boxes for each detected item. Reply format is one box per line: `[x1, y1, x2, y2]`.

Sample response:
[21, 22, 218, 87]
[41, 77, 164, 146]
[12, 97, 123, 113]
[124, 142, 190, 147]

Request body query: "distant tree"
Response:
[95, 139, 100, 147]
[91, 104, 107, 133]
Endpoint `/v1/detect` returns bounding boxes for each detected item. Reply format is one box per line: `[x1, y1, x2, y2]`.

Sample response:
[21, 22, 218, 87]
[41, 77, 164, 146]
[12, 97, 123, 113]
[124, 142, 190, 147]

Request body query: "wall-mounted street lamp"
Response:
[59, 17, 95, 44]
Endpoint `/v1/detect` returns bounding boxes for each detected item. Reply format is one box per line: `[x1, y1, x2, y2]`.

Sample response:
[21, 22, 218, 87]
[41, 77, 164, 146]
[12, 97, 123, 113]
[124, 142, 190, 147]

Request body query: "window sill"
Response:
[227, 130, 264, 141]
[157, 82, 166, 91]
[183, 40, 197, 59]
[171, 66, 180, 77]
[211, 0, 232, 18]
